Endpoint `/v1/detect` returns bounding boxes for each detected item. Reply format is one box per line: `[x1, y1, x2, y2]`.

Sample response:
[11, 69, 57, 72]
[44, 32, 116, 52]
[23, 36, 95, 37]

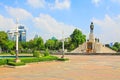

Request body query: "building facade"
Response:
[7, 25, 26, 42]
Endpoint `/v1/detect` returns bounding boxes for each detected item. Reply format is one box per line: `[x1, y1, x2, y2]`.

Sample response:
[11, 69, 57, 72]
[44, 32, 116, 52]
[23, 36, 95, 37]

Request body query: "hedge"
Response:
[7, 62, 25, 66]
[0, 56, 68, 66]
[21, 56, 58, 63]
[57, 58, 69, 61]
[0, 59, 7, 66]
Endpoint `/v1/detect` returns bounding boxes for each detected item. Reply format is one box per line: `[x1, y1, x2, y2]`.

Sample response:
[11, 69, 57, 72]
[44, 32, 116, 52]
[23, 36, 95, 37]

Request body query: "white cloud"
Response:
[50, 0, 71, 10]
[111, 0, 120, 3]
[92, 14, 120, 43]
[27, 0, 45, 8]
[5, 6, 32, 20]
[26, 0, 71, 10]
[0, 15, 16, 31]
[33, 14, 76, 40]
[92, 0, 102, 6]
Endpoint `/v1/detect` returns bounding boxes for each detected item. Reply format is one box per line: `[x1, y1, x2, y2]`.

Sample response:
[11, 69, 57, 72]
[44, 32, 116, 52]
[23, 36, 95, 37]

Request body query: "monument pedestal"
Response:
[15, 58, 21, 63]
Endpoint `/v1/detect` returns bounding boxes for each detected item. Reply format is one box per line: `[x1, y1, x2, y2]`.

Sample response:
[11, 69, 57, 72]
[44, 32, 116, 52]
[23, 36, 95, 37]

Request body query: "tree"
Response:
[114, 42, 120, 49]
[70, 29, 86, 48]
[69, 43, 75, 51]
[45, 39, 55, 50]
[111, 46, 118, 51]
[27, 37, 44, 50]
[111, 42, 120, 52]
[0, 31, 8, 52]
[35, 37, 44, 50]
[21, 42, 29, 49]
[5, 40, 15, 52]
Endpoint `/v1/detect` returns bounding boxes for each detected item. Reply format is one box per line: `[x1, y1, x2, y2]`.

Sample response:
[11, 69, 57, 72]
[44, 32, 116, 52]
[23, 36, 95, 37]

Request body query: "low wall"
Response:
[52, 52, 120, 55]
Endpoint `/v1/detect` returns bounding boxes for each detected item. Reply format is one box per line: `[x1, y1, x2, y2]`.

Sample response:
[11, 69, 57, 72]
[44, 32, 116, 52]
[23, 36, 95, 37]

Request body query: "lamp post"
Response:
[61, 31, 65, 58]
[15, 18, 20, 63]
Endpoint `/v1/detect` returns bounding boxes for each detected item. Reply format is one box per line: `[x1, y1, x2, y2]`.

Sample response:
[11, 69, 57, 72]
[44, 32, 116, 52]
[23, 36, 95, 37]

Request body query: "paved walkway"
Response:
[0, 55, 120, 80]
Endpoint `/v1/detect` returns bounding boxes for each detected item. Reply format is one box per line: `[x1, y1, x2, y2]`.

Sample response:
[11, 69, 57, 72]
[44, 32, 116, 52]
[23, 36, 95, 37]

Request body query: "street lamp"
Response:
[61, 31, 65, 58]
[15, 18, 20, 63]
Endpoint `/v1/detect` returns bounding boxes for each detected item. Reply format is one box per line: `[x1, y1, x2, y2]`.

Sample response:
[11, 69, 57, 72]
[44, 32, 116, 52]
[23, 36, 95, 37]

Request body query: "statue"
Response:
[90, 22, 94, 33]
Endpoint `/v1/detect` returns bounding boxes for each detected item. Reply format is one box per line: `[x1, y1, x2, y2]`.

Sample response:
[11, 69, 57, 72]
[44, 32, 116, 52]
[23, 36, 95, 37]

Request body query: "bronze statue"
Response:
[90, 22, 94, 33]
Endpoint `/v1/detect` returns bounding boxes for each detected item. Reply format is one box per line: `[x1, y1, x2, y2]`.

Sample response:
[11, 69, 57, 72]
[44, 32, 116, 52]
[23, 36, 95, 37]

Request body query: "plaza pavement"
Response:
[0, 55, 120, 80]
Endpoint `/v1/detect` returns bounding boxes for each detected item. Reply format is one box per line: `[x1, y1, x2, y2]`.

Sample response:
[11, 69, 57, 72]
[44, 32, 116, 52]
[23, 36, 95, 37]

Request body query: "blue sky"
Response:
[0, 0, 120, 43]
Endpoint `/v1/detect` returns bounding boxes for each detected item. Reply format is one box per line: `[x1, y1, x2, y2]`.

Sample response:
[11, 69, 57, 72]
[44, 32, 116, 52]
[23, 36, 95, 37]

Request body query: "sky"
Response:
[0, 0, 120, 44]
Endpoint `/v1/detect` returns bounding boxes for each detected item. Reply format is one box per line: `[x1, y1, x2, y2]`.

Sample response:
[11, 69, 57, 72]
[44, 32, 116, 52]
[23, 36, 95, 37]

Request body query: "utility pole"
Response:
[61, 31, 64, 58]
[15, 18, 20, 63]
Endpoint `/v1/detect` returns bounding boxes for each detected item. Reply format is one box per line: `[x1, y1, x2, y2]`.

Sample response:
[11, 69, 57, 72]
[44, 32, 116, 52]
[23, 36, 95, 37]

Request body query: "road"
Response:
[0, 55, 120, 80]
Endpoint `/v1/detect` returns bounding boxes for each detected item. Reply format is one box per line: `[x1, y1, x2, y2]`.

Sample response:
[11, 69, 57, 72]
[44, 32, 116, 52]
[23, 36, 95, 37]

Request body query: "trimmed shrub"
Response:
[57, 58, 69, 61]
[33, 51, 40, 57]
[21, 56, 58, 63]
[0, 56, 66, 66]
[10, 51, 15, 55]
[44, 49, 50, 56]
[39, 56, 58, 61]
[0, 59, 7, 66]
[7, 62, 25, 66]
[21, 57, 39, 63]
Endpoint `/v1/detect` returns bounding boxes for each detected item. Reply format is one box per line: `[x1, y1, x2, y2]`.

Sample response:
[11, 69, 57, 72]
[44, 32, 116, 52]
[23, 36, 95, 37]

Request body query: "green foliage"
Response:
[27, 37, 45, 50]
[44, 49, 50, 56]
[0, 31, 8, 52]
[0, 56, 68, 66]
[69, 43, 75, 51]
[0, 31, 15, 53]
[21, 42, 28, 49]
[114, 42, 120, 48]
[70, 29, 86, 48]
[0, 29, 87, 53]
[21, 56, 58, 63]
[33, 51, 40, 57]
[0, 59, 7, 65]
[7, 61, 25, 66]
[110, 42, 120, 52]
[45, 39, 55, 50]
[21, 57, 39, 63]
[5, 40, 15, 51]
[111, 47, 118, 51]
[45, 38, 60, 50]
[0, 31, 8, 41]
[10, 51, 15, 55]
[35, 37, 45, 50]
[57, 58, 69, 61]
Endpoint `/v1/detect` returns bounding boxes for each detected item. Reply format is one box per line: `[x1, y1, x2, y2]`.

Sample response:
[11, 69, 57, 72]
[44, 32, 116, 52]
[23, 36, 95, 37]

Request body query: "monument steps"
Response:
[101, 47, 116, 53]
[71, 45, 116, 53]
[71, 43, 86, 53]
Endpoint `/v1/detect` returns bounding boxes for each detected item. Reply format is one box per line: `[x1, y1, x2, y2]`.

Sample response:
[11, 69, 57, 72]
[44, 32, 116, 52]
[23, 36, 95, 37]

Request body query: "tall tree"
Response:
[70, 29, 86, 48]
[35, 37, 44, 50]
[27, 36, 44, 50]
[0, 31, 8, 52]
[111, 42, 120, 52]
[45, 39, 55, 50]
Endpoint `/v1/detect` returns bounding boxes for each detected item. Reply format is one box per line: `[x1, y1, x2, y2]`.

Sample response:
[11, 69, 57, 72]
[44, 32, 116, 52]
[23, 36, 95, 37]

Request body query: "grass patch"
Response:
[21, 56, 58, 63]
[7, 62, 25, 66]
[0, 59, 7, 66]
[0, 55, 69, 66]
[57, 58, 69, 61]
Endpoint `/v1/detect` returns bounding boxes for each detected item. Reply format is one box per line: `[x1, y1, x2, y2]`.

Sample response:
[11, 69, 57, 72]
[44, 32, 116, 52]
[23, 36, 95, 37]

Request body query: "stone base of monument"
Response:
[15, 59, 21, 63]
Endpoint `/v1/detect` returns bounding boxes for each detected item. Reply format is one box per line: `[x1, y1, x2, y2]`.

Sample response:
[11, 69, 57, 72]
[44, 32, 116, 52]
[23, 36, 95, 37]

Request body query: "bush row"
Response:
[7, 62, 25, 66]
[0, 59, 7, 66]
[0, 56, 67, 66]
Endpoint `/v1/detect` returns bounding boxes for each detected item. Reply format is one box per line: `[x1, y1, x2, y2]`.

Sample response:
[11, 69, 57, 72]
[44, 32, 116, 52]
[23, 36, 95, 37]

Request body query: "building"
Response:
[7, 25, 26, 42]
